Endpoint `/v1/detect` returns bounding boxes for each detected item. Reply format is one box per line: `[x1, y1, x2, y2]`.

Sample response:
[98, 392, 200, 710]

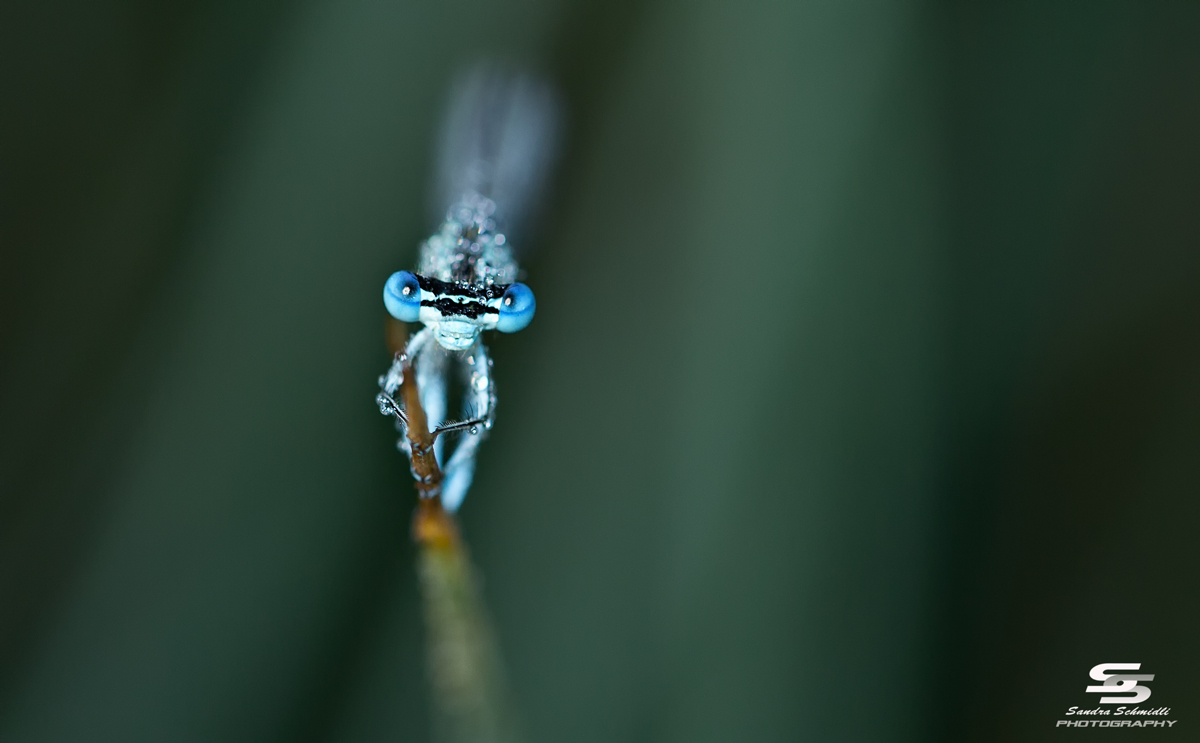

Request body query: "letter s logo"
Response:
[1086, 663, 1154, 704]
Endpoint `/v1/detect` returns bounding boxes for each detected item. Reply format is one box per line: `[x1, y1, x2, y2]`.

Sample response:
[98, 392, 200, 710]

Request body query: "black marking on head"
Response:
[422, 297, 497, 319]
[414, 273, 508, 300]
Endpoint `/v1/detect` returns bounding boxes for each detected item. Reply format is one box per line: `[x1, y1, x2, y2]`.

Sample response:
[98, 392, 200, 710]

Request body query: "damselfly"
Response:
[377, 67, 559, 512]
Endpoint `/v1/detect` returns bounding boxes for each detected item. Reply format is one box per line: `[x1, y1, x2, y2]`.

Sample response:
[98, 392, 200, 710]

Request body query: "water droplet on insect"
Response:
[375, 393, 392, 415]
[469, 426, 479, 435]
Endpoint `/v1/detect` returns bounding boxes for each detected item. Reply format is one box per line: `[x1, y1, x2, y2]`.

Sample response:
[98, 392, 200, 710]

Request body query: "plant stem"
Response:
[398, 348, 520, 743]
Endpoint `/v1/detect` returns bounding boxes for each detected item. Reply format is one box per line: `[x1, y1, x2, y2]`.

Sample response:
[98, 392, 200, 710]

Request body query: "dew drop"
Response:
[375, 393, 392, 415]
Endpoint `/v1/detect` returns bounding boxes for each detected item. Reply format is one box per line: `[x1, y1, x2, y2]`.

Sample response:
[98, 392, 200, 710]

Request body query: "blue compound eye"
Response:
[496, 282, 535, 333]
[383, 271, 422, 322]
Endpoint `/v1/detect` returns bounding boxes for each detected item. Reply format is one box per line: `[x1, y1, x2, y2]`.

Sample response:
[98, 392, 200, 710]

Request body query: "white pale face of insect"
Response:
[425, 311, 492, 351]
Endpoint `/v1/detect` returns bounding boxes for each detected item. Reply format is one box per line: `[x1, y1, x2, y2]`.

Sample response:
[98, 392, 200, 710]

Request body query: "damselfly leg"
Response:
[378, 327, 495, 510]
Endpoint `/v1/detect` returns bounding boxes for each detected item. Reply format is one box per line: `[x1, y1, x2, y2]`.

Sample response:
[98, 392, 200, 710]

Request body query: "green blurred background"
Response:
[2, 0, 1198, 740]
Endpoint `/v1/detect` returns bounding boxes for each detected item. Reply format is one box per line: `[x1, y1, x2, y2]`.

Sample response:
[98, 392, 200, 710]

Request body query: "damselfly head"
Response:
[384, 270, 536, 350]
